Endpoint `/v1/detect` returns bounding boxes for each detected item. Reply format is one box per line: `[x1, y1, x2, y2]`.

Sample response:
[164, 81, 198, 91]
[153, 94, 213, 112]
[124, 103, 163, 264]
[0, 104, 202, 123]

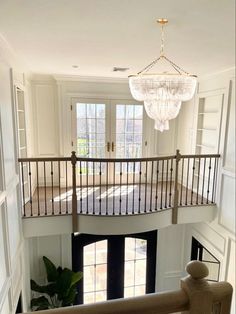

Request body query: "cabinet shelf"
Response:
[196, 144, 215, 149]
[198, 111, 218, 115]
[197, 128, 217, 131]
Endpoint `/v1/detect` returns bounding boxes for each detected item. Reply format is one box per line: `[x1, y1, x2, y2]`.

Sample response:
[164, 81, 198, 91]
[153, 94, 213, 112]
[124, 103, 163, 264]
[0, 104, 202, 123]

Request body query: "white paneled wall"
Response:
[179, 68, 235, 313]
[0, 60, 24, 314]
[155, 224, 186, 291]
[32, 80, 59, 157]
[28, 234, 72, 284]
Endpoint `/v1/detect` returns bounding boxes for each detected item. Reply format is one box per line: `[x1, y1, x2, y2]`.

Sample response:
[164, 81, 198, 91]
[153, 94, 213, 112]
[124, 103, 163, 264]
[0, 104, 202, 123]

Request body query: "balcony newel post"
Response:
[172, 149, 181, 224]
[71, 151, 78, 232]
[181, 261, 213, 314]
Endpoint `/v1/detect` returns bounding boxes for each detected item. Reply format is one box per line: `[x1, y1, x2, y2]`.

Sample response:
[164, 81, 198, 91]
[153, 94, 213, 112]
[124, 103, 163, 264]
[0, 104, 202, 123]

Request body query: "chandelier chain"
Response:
[160, 24, 165, 56]
[137, 56, 161, 75]
[136, 19, 191, 76]
[164, 56, 190, 75]
[137, 55, 190, 75]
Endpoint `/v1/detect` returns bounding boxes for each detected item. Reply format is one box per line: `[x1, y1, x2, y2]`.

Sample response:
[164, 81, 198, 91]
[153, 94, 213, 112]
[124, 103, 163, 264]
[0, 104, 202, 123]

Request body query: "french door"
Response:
[72, 230, 157, 304]
[71, 98, 144, 184]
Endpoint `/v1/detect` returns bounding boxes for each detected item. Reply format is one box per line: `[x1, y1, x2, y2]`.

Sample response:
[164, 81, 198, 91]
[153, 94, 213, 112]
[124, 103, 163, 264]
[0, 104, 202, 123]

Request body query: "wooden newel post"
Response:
[172, 149, 181, 224]
[181, 261, 213, 314]
[71, 151, 78, 232]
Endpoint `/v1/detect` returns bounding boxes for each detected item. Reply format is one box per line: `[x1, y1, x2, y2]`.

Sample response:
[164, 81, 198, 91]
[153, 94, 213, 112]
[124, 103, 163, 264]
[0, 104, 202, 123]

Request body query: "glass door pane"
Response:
[83, 240, 108, 304]
[72, 99, 110, 186]
[110, 102, 144, 185]
[124, 238, 147, 298]
[115, 104, 143, 159]
[76, 103, 106, 159]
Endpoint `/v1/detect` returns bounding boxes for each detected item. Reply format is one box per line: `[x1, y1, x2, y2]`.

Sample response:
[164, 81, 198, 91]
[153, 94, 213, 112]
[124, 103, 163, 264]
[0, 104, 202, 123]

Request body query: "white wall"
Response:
[178, 68, 235, 313]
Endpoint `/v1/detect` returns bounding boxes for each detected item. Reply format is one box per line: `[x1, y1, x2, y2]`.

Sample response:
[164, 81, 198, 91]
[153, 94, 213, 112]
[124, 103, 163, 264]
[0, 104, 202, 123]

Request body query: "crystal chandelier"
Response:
[129, 19, 197, 132]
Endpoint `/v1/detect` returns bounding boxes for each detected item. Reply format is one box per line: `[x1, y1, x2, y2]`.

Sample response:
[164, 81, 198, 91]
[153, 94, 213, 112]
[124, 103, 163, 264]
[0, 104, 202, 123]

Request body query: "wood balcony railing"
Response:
[18, 150, 220, 231]
[24, 261, 233, 314]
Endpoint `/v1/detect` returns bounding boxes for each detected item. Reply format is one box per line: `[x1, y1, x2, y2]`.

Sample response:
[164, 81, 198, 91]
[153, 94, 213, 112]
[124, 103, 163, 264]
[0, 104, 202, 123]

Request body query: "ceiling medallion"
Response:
[129, 18, 197, 132]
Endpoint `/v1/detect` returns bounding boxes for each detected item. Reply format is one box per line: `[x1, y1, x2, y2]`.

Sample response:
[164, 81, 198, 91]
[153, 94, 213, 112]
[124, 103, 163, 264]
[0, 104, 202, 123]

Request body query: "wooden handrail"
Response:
[18, 153, 220, 163]
[24, 261, 232, 314]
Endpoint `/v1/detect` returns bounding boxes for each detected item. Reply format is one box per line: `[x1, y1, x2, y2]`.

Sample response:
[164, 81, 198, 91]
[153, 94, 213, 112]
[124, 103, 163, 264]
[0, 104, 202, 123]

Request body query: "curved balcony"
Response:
[18, 150, 220, 236]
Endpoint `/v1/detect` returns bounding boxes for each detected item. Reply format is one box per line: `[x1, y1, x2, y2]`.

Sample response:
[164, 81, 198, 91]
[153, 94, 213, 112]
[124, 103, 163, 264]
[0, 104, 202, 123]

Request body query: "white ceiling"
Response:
[0, 0, 235, 78]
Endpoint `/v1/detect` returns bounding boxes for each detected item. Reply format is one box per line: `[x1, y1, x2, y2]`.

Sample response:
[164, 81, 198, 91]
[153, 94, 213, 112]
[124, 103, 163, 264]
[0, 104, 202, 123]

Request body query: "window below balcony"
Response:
[191, 237, 220, 282]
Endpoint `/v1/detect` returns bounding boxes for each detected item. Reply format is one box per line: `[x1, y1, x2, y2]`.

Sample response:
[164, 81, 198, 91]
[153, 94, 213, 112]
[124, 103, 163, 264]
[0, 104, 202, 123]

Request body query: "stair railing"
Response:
[24, 261, 232, 314]
[18, 150, 220, 232]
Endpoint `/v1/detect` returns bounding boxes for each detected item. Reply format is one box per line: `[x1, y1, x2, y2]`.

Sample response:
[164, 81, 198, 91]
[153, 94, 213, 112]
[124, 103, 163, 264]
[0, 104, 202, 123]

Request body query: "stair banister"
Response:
[25, 261, 232, 314]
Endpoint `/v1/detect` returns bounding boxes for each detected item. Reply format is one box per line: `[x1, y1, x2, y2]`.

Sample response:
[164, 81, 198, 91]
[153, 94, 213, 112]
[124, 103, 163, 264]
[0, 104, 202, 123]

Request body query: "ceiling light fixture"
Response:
[128, 19, 197, 132]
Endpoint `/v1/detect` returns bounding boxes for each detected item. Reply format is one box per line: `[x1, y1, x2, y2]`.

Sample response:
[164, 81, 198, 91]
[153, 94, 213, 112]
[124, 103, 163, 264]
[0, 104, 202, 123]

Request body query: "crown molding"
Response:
[0, 32, 29, 72]
[53, 74, 129, 84]
[199, 66, 235, 80]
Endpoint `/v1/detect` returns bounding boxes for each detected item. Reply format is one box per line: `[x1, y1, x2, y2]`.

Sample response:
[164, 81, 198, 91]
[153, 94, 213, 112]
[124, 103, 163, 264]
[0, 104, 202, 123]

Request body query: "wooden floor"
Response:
[23, 182, 210, 217]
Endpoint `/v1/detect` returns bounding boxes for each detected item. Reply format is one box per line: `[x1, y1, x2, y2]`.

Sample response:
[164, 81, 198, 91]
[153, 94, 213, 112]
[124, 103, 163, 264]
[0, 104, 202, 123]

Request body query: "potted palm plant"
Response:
[30, 256, 82, 311]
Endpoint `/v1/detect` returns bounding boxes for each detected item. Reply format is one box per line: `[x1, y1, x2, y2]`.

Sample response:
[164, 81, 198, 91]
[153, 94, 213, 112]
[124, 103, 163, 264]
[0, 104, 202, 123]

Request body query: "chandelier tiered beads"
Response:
[128, 19, 197, 131]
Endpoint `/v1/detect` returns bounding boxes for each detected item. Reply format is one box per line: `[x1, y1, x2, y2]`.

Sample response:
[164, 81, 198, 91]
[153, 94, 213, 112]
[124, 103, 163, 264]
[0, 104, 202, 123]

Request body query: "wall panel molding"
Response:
[192, 224, 225, 256]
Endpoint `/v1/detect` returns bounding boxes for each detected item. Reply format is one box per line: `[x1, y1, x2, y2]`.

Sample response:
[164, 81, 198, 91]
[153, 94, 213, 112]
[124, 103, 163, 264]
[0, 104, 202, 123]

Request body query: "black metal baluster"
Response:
[211, 158, 216, 204]
[86, 161, 89, 214]
[119, 162, 122, 215]
[44, 161, 47, 215]
[144, 161, 148, 213]
[138, 161, 142, 214]
[207, 158, 212, 204]
[160, 160, 164, 210]
[180, 158, 184, 206]
[201, 158, 206, 204]
[29, 162, 32, 216]
[113, 162, 115, 215]
[190, 158, 195, 205]
[196, 158, 201, 204]
[80, 161, 83, 213]
[65, 161, 68, 214]
[99, 162, 102, 215]
[126, 162, 129, 215]
[106, 162, 109, 215]
[58, 161, 61, 215]
[150, 161, 154, 212]
[165, 159, 169, 208]
[36, 161, 40, 216]
[132, 162, 135, 214]
[93, 161, 95, 215]
[51, 161, 54, 215]
[169, 159, 173, 207]
[21, 162, 26, 216]
[155, 160, 159, 211]
[185, 158, 190, 205]
[212, 157, 219, 203]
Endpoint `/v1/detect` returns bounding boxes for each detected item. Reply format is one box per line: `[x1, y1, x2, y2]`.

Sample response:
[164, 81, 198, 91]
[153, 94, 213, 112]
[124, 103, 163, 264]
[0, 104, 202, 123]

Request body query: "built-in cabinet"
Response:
[15, 87, 30, 203]
[16, 88, 28, 158]
[195, 91, 224, 154]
